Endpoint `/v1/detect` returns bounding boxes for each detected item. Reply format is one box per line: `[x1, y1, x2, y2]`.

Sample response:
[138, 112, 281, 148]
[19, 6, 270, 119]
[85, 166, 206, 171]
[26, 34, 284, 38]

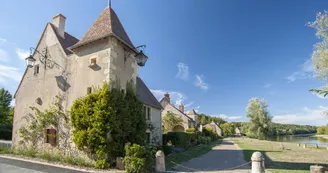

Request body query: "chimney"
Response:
[164, 93, 170, 104]
[179, 104, 184, 113]
[52, 14, 66, 38]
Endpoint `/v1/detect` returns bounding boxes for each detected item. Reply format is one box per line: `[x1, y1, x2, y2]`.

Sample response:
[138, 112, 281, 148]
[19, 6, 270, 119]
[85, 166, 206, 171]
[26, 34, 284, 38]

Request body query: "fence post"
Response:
[303, 144, 306, 148]
[251, 152, 265, 173]
[156, 150, 165, 172]
[315, 144, 318, 149]
[310, 165, 325, 173]
[297, 143, 300, 147]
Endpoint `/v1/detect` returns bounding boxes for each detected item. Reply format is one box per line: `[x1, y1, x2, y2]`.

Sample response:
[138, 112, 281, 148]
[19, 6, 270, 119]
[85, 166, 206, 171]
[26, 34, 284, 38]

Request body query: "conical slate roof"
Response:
[72, 7, 134, 49]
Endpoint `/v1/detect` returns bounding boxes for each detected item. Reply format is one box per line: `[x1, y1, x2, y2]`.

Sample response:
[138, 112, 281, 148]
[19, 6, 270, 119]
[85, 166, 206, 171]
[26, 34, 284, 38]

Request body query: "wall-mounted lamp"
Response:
[124, 45, 148, 67]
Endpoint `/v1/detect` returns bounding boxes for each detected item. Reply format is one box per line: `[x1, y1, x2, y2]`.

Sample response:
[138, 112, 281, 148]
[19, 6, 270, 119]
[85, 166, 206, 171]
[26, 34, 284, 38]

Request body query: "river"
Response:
[267, 134, 328, 147]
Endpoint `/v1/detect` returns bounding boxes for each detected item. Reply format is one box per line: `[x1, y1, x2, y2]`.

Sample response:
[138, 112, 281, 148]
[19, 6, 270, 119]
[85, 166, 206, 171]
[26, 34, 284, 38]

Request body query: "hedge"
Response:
[163, 132, 195, 148]
[0, 129, 12, 140]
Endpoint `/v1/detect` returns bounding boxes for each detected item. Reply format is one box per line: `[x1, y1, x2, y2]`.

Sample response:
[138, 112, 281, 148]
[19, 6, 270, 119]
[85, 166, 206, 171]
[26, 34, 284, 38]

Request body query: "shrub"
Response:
[165, 132, 194, 148]
[186, 128, 195, 133]
[123, 143, 153, 173]
[95, 159, 110, 169]
[0, 129, 12, 140]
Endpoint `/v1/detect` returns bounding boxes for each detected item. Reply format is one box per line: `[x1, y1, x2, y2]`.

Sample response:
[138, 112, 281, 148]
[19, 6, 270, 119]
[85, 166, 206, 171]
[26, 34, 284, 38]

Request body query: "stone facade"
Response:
[13, 7, 162, 148]
[204, 121, 222, 137]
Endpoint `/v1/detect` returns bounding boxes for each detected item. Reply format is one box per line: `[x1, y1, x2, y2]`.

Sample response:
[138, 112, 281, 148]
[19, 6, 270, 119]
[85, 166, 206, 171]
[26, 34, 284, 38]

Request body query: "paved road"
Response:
[0, 157, 90, 173]
[173, 139, 250, 173]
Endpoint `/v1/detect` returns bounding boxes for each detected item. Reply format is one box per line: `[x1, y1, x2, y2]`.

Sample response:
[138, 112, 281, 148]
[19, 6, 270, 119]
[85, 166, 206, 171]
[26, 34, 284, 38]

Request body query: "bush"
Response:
[199, 136, 211, 144]
[123, 143, 153, 173]
[95, 159, 110, 169]
[186, 128, 195, 133]
[164, 132, 194, 148]
[0, 129, 12, 140]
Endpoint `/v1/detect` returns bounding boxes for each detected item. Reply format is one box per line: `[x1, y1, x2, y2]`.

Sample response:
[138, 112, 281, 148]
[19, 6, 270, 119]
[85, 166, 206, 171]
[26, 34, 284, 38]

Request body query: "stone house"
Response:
[160, 93, 195, 132]
[203, 121, 222, 137]
[13, 5, 163, 148]
[235, 127, 242, 136]
[187, 109, 200, 128]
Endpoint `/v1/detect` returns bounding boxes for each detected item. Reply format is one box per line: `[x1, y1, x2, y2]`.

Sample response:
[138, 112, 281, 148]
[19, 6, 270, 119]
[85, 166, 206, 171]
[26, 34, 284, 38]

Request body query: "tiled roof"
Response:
[72, 7, 134, 49]
[136, 77, 162, 109]
[49, 23, 79, 55]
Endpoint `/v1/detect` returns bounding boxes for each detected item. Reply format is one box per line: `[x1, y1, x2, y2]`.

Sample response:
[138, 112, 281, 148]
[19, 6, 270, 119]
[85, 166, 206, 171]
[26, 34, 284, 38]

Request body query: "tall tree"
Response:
[0, 88, 12, 124]
[245, 98, 272, 139]
[308, 11, 328, 97]
[162, 111, 183, 133]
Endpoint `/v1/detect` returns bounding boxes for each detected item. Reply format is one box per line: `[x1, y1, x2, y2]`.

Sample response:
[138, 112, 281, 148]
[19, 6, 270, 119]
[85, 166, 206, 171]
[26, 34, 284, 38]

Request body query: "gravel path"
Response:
[173, 138, 250, 173]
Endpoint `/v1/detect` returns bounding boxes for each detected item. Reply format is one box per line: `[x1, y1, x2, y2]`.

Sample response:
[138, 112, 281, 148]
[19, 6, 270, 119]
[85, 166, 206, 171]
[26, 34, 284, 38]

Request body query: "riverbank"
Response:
[316, 134, 328, 139]
[232, 137, 328, 173]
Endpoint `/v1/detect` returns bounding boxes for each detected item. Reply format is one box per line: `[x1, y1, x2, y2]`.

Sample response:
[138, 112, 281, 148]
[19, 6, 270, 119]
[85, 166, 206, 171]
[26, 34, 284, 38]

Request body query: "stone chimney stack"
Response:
[164, 93, 170, 104]
[179, 104, 184, 113]
[52, 14, 66, 38]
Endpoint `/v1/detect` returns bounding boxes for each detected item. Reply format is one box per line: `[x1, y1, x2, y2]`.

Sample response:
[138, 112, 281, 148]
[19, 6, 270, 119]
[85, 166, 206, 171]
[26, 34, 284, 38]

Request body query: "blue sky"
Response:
[1, 0, 328, 126]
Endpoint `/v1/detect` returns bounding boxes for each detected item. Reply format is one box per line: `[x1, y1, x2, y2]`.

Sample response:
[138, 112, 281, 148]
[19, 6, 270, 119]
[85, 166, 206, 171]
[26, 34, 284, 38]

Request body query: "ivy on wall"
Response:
[70, 81, 147, 168]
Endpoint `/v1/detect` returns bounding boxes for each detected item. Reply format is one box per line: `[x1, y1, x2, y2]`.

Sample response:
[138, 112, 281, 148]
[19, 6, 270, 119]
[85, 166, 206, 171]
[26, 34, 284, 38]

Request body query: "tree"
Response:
[0, 88, 12, 124]
[197, 113, 227, 125]
[162, 111, 183, 133]
[245, 98, 272, 140]
[70, 82, 147, 168]
[308, 11, 328, 98]
[220, 123, 234, 137]
[317, 127, 325, 134]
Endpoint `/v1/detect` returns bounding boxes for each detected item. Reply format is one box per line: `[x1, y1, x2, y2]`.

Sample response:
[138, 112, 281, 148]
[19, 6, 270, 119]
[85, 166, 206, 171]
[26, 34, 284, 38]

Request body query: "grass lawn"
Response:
[165, 139, 222, 170]
[232, 138, 328, 173]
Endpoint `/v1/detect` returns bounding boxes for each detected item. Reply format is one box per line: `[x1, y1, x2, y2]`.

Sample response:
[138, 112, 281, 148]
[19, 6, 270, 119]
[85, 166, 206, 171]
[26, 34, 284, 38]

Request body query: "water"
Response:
[267, 134, 328, 147]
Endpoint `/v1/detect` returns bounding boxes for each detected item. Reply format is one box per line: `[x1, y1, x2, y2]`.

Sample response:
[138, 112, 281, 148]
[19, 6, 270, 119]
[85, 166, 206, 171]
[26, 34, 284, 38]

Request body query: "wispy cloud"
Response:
[16, 48, 30, 60]
[0, 65, 23, 84]
[151, 89, 188, 107]
[0, 38, 7, 45]
[211, 114, 243, 122]
[195, 75, 209, 90]
[272, 106, 328, 126]
[0, 49, 9, 62]
[175, 63, 189, 80]
[286, 59, 314, 82]
[263, 84, 272, 88]
[184, 101, 195, 108]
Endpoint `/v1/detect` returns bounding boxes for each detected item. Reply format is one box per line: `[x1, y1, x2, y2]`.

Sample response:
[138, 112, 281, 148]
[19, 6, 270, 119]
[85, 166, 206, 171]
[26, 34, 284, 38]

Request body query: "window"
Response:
[34, 64, 40, 74]
[46, 129, 56, 146]
[146, 132, 151, 144]
[87, 87, 92, 94]
[90, 58, 97, 67]
[147, 107, 151, 120]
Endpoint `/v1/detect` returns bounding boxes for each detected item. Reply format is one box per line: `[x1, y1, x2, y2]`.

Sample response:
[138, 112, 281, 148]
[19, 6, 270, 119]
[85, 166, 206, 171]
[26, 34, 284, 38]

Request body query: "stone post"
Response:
[156, 150, 165, 172]
[116, 157, 124, 170]
[315, 144, 318, 149]
[297, 143, 300, 147]
[251, 152, 265, 173]
[303, 144, 306, 148]
[310, 165, 325, 173]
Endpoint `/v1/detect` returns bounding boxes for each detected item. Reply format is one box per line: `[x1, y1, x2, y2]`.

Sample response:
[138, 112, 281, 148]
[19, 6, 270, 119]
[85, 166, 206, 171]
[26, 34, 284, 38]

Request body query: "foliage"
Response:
[0, 88, 13, 140]
[163, 132, 194, 148]
[95, 159, 110, 169]
[199, 136, 211, 144]
[186, 128, 195, 133]
[202, 127, 218, 141]
[245, 98, 272, 140]
[123, 143, 153, 173]
[198, 113, 227, 125]
[270, 123, 317, 136]
[162, 111, 183, 133]
[18, 94, 69, 148]
[70, 82, 147, 167]
[317, 126, 328, 134]
[220, 123, 234, 137]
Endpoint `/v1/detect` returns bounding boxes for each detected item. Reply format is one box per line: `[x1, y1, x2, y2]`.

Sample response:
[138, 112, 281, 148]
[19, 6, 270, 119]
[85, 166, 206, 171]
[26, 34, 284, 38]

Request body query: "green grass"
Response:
[165, 139, 222, 170]
[232, 138, 328, 173]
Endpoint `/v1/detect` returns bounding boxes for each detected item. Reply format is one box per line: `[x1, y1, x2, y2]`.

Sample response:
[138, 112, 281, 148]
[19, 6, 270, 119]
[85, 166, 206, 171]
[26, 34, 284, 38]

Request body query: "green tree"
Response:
[0, 88, 12, 124]
[317, 127, 325, 134]
[162, 111, 183, 133]
[246, 98, 272, 140]
[308, 11, 328, 98]
[70, 82, 147, 167]
[220, 123, 234, 137]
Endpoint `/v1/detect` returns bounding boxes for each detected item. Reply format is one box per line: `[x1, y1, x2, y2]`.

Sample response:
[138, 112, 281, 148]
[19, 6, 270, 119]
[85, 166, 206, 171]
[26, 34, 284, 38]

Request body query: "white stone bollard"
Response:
[156, 150, 165, 172]
[116, 157, 124, 170]
[297, 143, 300, 147]
[303, 144, 306, 148]
[251, 152, 265, 173]
[310, 165, 325, 173]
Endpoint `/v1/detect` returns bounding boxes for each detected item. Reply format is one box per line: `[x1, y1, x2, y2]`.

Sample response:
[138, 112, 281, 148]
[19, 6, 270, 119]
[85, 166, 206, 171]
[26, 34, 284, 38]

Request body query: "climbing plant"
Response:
[18, 94, 70, 148]
[70, 81, 147, 168]
[162, 111, 183, 133]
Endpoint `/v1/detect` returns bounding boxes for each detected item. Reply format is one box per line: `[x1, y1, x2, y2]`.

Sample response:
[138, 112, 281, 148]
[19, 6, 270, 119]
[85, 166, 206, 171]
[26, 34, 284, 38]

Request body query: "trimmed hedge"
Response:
[163, 132, 195, 148]
[0, 129, 12, 140]
[186, 128, 195, 133]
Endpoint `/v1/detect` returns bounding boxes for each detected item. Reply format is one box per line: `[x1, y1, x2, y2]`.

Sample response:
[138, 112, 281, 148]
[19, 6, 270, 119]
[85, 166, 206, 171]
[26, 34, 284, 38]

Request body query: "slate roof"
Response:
[49, 23, 79, 55]
[136, 77, 162, 109]
[72, 7, 134, 49]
